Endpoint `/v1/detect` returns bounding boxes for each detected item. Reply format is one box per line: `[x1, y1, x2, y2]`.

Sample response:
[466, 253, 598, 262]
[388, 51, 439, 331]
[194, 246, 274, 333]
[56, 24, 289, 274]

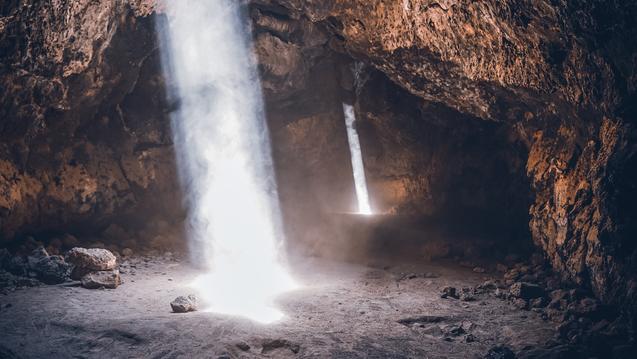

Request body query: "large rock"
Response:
[66, 248, 117, 272]
[29, 255, 70, 285]
[80, 270, 121, 289]
[25, 247, 70, 284]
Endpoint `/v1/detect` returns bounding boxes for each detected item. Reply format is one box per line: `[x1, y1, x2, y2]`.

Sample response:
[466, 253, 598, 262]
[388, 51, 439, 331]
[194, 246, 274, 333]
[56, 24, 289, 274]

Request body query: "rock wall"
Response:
[0, 1, 180, 241]
[251, 0, 637, 318]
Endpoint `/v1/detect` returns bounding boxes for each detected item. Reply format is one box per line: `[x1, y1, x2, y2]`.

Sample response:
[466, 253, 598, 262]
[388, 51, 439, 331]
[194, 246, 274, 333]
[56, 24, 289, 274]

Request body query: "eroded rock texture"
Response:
[253, 0, 637, 320]
[0, 1, 180, 240]
[1, 0, 636, 323]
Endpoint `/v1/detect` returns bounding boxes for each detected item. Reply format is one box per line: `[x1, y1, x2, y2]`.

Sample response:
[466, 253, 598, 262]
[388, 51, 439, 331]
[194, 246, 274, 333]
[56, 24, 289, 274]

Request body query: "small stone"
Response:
[465, 334, 477, 343]
[461, 320, 475, 331]
[513, 298, 528, 310]
[420, 325, 444, 336]
[444, 325, 465, 336]
[484, 345, 516, 359]
[236, 341, 251, 351]
[530, 297, 547, 308]
[81, 270, 121, 289]
[441, 286, 459, 299]
[460, 287, 476, 301]
[509, 282, 544, 300]
[171, 294, 198, 313]
[398, 315, 446, 326]
[261, 339, 300, 354]
[478, 280, 498, 291]
[473, 267, 486, 273]
[67, 248, 117, 272]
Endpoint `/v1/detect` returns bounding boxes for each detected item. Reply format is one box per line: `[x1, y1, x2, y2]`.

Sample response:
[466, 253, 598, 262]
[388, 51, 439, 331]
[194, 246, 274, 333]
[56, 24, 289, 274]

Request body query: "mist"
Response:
[157, 0, 296, 323]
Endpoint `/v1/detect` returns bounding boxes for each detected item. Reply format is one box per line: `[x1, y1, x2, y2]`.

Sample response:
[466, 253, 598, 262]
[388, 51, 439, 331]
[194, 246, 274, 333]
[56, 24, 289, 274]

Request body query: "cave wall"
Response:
[252, 4, 532, 259]
[0, 0, 180, 241]
[355, 68, 530, 237]
[1, 0, 636, 320]
[252, 0, 637, 317]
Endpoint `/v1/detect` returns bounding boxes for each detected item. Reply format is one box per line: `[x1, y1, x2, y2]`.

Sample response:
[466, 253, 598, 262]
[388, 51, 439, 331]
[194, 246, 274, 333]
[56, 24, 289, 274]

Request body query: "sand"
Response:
[0, 256, 555, 358]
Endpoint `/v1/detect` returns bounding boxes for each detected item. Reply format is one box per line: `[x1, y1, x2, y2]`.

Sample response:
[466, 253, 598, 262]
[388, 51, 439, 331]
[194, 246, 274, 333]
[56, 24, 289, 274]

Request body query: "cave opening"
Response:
[0, 1, 636, 358]
[342, 102, 373, 215]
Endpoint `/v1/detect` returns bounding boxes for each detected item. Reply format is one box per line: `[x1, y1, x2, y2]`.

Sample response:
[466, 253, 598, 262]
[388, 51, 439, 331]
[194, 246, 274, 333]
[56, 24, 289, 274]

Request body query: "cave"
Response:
[0, 1, 636, 358]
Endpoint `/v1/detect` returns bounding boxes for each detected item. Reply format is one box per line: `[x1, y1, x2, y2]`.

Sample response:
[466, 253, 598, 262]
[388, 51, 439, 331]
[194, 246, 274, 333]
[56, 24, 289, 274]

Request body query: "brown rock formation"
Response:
[0, 0, 180, 240]
[253, 0, 637, 320]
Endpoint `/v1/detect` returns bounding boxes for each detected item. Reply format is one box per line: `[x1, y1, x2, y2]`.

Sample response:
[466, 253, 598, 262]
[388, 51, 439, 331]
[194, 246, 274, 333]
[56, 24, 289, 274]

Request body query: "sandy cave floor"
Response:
[0, 255, 556, 358]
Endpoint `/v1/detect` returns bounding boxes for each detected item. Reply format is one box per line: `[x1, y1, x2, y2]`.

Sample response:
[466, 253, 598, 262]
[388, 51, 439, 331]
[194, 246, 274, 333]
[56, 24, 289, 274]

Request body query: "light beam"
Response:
[343, 103, 373, 215]
[157, 0, 297, 324]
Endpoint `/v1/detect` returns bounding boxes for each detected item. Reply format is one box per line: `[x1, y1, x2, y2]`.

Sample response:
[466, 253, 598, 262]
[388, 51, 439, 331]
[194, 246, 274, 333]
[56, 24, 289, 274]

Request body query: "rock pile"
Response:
[452, 253, 637, 358]
[66, 248, 121, 289]
[0, 247, 70, 290]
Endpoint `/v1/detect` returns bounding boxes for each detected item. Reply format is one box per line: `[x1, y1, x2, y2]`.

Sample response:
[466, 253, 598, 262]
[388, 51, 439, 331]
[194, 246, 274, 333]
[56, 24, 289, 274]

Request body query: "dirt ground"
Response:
[0, 255, 556, 358]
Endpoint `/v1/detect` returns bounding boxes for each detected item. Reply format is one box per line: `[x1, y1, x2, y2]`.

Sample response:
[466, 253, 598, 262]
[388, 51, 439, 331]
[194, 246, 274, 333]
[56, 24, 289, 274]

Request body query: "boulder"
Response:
[30, 255, 70, 284]
[171, 295, 198, 313]
[66, 247, 117, 271]
[510, 282, 545, 300]
[80, 270, 121, 289]
[27, 247, 49, 268]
